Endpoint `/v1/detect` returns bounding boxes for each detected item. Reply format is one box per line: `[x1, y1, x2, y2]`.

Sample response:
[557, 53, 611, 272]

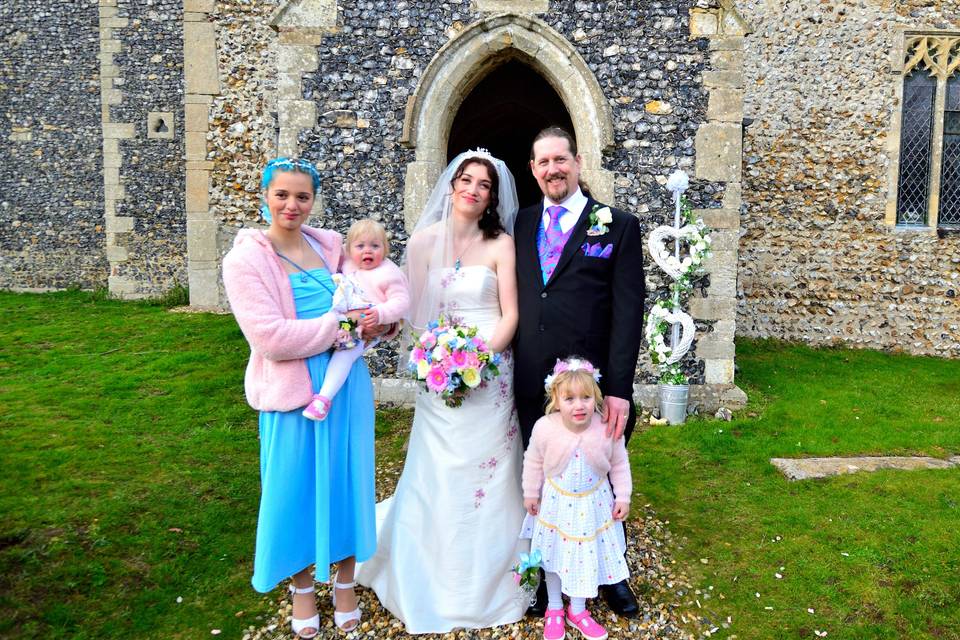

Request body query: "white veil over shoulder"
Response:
[403, 149, 519, 335]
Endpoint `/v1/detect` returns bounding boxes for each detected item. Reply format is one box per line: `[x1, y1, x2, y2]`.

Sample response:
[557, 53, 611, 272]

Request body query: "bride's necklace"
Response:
[452, 231, 482, 271]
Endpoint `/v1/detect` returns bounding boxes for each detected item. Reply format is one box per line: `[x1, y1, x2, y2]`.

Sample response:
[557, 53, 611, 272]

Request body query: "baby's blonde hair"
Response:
[346, 218, 389, 254]
[544, 369, 604, 416]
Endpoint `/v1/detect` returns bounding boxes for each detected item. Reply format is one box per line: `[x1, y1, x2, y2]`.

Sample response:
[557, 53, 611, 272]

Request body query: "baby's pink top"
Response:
[521, 412, 632, 503]
[222, 226, 343, 412]
[342, 258, 410, 326]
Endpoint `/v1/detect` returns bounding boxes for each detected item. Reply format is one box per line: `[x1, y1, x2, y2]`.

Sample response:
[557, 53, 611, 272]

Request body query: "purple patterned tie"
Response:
[538, 205, 569, 284]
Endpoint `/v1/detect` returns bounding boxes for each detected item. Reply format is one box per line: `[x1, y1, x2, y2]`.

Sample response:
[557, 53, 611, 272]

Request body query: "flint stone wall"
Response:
[109, 0, 187, 295]
[260, 0, 724, 378]
[736, 0, 960, 356]
[0, 1, 106, 290]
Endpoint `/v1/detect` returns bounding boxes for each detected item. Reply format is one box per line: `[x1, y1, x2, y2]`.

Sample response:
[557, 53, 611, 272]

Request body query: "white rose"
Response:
[594, 207, 613, 225]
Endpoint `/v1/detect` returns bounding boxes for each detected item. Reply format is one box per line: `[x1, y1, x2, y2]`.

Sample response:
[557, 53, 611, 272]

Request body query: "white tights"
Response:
[317, 343, 365, 401]
[544, 571, 586, 614]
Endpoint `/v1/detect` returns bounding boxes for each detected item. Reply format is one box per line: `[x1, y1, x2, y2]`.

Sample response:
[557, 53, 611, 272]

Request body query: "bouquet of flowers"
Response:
[511, 549, 542, 605]
[407, 316, 501, 408]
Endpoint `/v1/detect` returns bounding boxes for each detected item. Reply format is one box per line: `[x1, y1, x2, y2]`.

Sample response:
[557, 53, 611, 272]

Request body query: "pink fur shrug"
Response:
[521, 412, 632, 503]
[342, 258, 410, 326]
[222, 226, 342, 412]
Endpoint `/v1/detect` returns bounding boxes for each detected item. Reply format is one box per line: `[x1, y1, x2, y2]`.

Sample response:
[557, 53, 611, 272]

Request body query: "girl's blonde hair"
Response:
[346, 218, 390, 254]
[544, 369, 604, 416]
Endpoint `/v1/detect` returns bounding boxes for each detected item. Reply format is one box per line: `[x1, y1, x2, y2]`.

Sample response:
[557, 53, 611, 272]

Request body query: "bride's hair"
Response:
[450, 157, 504, 240]
[544, 368, 604, 416]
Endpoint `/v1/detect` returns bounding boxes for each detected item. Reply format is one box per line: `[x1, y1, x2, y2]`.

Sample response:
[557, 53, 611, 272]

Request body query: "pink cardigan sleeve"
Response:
[223, 249, 339, 361]
[608, 436, 632, 503]
[371, 260, 410, 326]
[522, 418, 550, 499]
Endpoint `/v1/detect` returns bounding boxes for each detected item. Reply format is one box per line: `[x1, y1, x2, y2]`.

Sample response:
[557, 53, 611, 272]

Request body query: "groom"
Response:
[513, 126, 645, 617]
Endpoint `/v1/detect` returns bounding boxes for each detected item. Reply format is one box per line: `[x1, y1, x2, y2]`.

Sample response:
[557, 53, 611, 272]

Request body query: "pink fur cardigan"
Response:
[521, 412, 632, 503]
[342, 258, 410, 326]
[222, 226, 343, 412]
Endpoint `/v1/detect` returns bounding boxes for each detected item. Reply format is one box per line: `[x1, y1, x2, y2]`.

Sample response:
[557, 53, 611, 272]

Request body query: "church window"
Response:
[895, 34, 960, 229]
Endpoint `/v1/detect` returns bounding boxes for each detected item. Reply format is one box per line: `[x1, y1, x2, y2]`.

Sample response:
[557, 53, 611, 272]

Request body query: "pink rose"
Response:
[426, 367, 448, 393]
[411, 347, 425, 362]
[419, 331, 437, 349]
[465, 352, 480, 369]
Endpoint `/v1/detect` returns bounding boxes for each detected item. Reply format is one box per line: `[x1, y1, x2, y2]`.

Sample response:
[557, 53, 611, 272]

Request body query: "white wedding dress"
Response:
[357, 265, 527, 633]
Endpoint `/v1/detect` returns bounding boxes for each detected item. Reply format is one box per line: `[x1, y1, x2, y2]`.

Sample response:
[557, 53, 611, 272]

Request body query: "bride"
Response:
[356, 150, 526, 632]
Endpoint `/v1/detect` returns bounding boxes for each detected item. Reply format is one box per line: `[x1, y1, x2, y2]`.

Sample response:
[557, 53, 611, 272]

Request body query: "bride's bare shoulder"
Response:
[490, 232, 515, 258]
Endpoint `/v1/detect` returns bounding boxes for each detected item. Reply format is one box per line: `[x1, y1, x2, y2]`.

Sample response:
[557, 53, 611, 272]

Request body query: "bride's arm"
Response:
[487, 234, 518, 354]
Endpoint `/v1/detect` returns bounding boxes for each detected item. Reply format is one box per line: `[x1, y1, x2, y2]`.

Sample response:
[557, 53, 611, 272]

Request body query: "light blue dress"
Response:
[251, 268, 376, 593]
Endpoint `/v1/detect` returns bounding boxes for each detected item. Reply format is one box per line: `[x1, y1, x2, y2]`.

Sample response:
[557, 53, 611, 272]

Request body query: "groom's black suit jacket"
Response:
[513, 196, 646, 448]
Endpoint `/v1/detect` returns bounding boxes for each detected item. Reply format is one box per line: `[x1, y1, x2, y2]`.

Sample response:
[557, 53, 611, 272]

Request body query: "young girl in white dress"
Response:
[520, 358, 632, 640]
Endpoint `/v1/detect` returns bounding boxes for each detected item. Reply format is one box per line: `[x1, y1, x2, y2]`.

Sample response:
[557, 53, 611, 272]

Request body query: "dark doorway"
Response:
[447, 59, 574, 209]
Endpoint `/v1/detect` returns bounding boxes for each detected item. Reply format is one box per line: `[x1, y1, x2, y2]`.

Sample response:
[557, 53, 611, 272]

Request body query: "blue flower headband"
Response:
[259, 157, 322, 223]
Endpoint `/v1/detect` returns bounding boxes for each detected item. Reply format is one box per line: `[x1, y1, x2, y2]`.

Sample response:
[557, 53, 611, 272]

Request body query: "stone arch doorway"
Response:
[446, 59, 574, 209]
[401, 14, 614, 230]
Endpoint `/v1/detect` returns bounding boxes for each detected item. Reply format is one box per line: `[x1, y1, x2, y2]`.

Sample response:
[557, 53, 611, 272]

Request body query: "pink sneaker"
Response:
[543, 608, 566, 640]
[566, 606, 607, 640]
[301, 395, 331, 421]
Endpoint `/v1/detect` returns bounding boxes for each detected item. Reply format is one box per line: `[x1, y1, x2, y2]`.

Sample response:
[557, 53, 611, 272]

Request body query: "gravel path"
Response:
[243, 418, 720, 640]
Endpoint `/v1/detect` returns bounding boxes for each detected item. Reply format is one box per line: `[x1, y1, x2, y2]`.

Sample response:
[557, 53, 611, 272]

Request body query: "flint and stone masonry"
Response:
[8, 0, 960, 408]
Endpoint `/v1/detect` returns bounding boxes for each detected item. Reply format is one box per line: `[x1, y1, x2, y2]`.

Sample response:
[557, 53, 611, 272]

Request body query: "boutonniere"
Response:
[586, 204, 612, 236]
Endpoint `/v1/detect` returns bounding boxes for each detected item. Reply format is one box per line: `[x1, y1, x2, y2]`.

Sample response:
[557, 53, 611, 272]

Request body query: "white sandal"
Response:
[331, 572, 361, 632]
[288, 583, 320, 639]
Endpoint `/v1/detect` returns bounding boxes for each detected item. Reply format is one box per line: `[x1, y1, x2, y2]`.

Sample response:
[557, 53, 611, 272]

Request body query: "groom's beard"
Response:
[544, 175, 571, 201]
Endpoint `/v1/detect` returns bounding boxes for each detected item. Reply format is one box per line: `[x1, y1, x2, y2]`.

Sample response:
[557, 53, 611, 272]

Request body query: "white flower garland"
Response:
[644, 170, 712, 385]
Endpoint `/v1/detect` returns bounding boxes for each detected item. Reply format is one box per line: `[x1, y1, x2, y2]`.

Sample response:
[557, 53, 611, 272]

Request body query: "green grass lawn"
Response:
[1, 291, 958, 639]
[633, 340, 960, 639]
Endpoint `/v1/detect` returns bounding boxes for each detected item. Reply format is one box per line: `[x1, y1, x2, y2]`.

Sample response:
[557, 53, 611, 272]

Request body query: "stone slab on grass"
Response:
[771, 456, 960, 481]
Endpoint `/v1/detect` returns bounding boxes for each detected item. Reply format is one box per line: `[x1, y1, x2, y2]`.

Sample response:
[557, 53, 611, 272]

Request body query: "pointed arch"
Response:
[401, 14, 615, 229]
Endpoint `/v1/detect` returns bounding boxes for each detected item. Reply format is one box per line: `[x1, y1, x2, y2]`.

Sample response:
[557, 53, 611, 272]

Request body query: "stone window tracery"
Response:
[896, 34, 960, 229]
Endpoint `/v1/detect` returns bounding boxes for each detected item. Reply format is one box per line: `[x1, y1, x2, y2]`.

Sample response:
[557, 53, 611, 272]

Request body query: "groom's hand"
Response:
[603, 395, 630, 440]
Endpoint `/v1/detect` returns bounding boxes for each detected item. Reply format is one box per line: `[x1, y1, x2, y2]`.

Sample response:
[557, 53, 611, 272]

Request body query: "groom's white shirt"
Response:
[541, 187, 588, 234]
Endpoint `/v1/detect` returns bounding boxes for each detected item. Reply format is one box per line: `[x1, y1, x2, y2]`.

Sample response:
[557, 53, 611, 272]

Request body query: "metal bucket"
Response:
[659, 384, 689, 425]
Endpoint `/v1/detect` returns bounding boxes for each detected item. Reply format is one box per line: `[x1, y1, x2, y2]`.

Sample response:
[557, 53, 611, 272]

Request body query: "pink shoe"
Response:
[543, 608, 566, 640]
[301, 395, 331, 421]
[566, 606, 607, 640]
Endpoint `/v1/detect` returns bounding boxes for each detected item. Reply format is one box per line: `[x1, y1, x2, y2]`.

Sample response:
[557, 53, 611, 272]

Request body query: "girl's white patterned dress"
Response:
[519, 447, 629, 598]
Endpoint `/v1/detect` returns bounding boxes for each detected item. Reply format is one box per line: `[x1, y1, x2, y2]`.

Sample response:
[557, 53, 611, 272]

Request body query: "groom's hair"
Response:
[451, 157, 504, 240]
[529, 126, 578, 159]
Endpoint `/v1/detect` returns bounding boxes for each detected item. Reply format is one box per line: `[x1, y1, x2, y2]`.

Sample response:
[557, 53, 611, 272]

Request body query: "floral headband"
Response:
[543, 357, 602, 392]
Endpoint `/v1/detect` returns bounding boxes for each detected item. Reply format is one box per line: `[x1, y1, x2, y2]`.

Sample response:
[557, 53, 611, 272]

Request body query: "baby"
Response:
[302, 219, 410, 421]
